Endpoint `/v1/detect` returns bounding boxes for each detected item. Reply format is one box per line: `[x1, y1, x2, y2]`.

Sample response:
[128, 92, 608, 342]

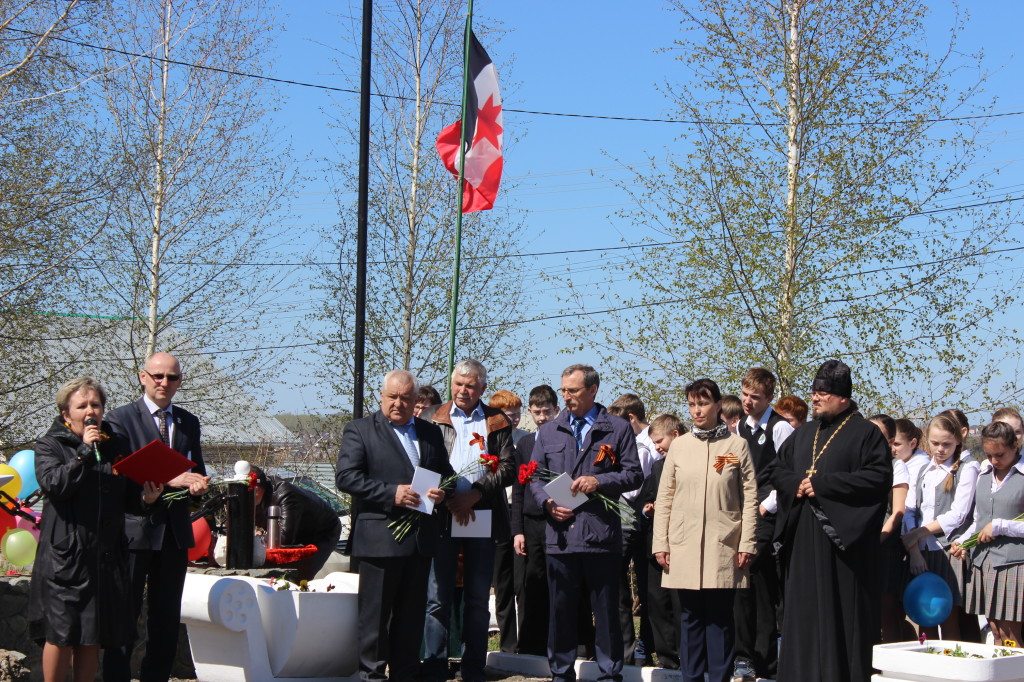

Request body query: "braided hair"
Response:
[925, 413, 964, 493]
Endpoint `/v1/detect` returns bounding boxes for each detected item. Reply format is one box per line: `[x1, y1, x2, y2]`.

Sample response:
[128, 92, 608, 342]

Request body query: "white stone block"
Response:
[873, 640, 1024, 682]
[181, 571, 360, 682]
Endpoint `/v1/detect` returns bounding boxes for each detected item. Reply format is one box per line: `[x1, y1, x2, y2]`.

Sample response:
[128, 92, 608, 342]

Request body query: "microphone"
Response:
[84, 417, 102, 463]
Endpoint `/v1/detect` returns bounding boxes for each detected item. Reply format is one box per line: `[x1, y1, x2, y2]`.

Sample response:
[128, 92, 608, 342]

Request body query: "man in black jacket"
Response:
[418, 359, 516, 682]
[251, 467, 342, 578]
[336, 369, 452, 681]
[102, 352, 209, 682]
[733, 367, 794, 682]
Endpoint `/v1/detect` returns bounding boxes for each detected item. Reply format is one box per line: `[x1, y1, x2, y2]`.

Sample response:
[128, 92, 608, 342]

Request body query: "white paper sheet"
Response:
[410, 466, 442, 514]
[451, 509, 492, 538]
[543, 472, 589, 511]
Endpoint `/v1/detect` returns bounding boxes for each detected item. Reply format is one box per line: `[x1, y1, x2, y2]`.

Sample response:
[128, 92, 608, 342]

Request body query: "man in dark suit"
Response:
[336, 369, 453, 681]
[102, 352, 209, 682]
[530, 364, 643, 682]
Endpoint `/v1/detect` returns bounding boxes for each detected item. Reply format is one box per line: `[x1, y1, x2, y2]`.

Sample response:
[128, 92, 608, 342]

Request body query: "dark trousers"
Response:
[678, 588, 736, 682]
[617, 526, 650, 664]
[733, 562, 780, 675]
[646, 558, 679, 669]
[103, 535, 188, 682]
[547, 552, 623, 682]
[734, 511, 780, 676]
[492, 535, 518, 653]
[515, 514, 549, 656]
[356, 554, 431, 681]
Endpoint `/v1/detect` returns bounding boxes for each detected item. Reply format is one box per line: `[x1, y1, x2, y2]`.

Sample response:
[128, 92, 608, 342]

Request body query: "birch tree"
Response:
[0, 0, 116, 444]
[567, 0, 1019, 415]
[90, 0, 294, 410]
[313, 0, 530, 404]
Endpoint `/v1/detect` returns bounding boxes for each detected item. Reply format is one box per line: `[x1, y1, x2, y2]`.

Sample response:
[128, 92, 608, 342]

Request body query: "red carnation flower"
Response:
[518, 461, 538, 485]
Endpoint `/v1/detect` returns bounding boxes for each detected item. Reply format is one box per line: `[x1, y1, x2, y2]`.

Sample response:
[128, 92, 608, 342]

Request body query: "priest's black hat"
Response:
[811, 359, 852, 398]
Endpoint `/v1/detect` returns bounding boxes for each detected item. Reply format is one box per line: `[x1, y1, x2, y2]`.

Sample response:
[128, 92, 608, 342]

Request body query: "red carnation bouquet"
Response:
[518, 460, 539, 485]
[517, 461, 635, 526]
[389, 456, 499, 542]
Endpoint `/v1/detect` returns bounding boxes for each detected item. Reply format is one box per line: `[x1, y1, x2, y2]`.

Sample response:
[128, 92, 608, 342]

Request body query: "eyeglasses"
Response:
[559, 386, 586, 396]
[143, 369, 182, 382]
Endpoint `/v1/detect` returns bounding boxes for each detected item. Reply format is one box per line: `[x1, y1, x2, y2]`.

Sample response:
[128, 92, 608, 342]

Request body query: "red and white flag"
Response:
[436, 32, 503, 213]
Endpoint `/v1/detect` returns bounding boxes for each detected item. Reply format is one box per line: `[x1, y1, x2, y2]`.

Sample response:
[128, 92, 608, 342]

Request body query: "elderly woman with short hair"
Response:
[28, 377, 163, 682]
[653, 378, 758, 682]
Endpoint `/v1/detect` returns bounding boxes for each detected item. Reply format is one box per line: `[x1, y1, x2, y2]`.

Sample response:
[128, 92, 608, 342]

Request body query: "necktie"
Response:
[399, 425, 420, 467]
[572, 417, 585, 450]
[155, 409, 170, 445]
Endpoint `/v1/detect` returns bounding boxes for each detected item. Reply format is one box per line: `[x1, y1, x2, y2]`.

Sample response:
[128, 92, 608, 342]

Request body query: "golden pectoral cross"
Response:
[805, 466, 817, 477]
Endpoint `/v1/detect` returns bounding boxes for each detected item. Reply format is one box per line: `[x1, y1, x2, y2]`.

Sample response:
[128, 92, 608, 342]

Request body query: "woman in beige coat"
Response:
[652, 378, 758, 682]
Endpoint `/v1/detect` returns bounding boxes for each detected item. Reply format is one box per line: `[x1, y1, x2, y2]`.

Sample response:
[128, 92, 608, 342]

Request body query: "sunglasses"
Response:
[143, 369, 182, 382]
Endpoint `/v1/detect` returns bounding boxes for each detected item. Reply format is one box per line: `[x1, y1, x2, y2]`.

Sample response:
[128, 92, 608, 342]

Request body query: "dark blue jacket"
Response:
[529, 405, 642, 553]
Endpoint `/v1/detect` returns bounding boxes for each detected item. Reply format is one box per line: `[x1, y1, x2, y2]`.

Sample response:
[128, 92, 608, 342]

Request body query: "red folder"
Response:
[113, 440, 197, 486]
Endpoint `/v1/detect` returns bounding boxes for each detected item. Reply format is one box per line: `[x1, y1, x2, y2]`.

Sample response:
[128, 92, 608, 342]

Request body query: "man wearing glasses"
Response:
[529, 364, 643, 682]
[103, 352, 209, 682]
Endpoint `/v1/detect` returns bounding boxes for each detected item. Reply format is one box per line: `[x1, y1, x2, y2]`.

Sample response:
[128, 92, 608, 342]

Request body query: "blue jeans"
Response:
[422, 535, 496, 682]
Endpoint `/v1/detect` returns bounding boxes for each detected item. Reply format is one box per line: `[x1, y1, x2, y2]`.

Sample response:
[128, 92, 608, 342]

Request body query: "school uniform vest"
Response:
[916, 462, 974, 549]
[972, 470, 1024, 568]
[739, 409, 786, 492]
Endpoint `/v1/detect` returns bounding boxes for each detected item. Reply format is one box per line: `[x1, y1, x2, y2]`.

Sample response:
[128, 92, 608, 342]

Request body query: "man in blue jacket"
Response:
[530, 364, 643, 682]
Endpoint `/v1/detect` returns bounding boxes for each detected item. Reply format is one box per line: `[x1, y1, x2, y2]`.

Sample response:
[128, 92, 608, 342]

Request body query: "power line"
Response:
[178, 242, 1024, 357]
[5, 190, 1014, 272]
[6, 25, 1024, 128]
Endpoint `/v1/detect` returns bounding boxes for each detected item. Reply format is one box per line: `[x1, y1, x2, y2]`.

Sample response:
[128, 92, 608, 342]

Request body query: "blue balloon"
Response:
[7, 450, 38, 498]
[903, 571, 953, 627]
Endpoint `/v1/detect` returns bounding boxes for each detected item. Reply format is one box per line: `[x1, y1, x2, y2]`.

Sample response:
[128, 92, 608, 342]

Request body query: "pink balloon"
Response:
[14, 512, 40, 542]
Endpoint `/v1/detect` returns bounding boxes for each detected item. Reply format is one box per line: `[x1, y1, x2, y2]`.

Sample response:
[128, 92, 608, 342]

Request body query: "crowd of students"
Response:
[473, 375, 1024, 681]
[872, 407, 1024, 647]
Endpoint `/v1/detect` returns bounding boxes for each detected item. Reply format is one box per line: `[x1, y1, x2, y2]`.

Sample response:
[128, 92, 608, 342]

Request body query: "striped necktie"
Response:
[572, 417, 585, 450]
[398, 424, 420, 467]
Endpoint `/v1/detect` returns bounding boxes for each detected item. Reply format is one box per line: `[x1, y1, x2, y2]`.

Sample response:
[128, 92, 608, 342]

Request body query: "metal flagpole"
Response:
[445, 0, 474, 398]
[353, 0, 372, 418]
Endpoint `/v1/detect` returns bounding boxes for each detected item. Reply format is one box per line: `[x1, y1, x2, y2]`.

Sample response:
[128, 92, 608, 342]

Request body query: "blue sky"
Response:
[259, 1, 1024, 414]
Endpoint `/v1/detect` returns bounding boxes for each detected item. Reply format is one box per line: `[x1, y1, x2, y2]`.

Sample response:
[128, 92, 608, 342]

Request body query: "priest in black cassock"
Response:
[770, 360, 892, 682]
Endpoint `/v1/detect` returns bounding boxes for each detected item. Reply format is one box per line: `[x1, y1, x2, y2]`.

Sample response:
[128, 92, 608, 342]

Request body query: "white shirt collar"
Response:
[979, 458, 1024, 477]
[926, 457, 957, 474]
[745, 405, 774, 432]
[450, 401, 484, 420]
[142, 395, 173, 415]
